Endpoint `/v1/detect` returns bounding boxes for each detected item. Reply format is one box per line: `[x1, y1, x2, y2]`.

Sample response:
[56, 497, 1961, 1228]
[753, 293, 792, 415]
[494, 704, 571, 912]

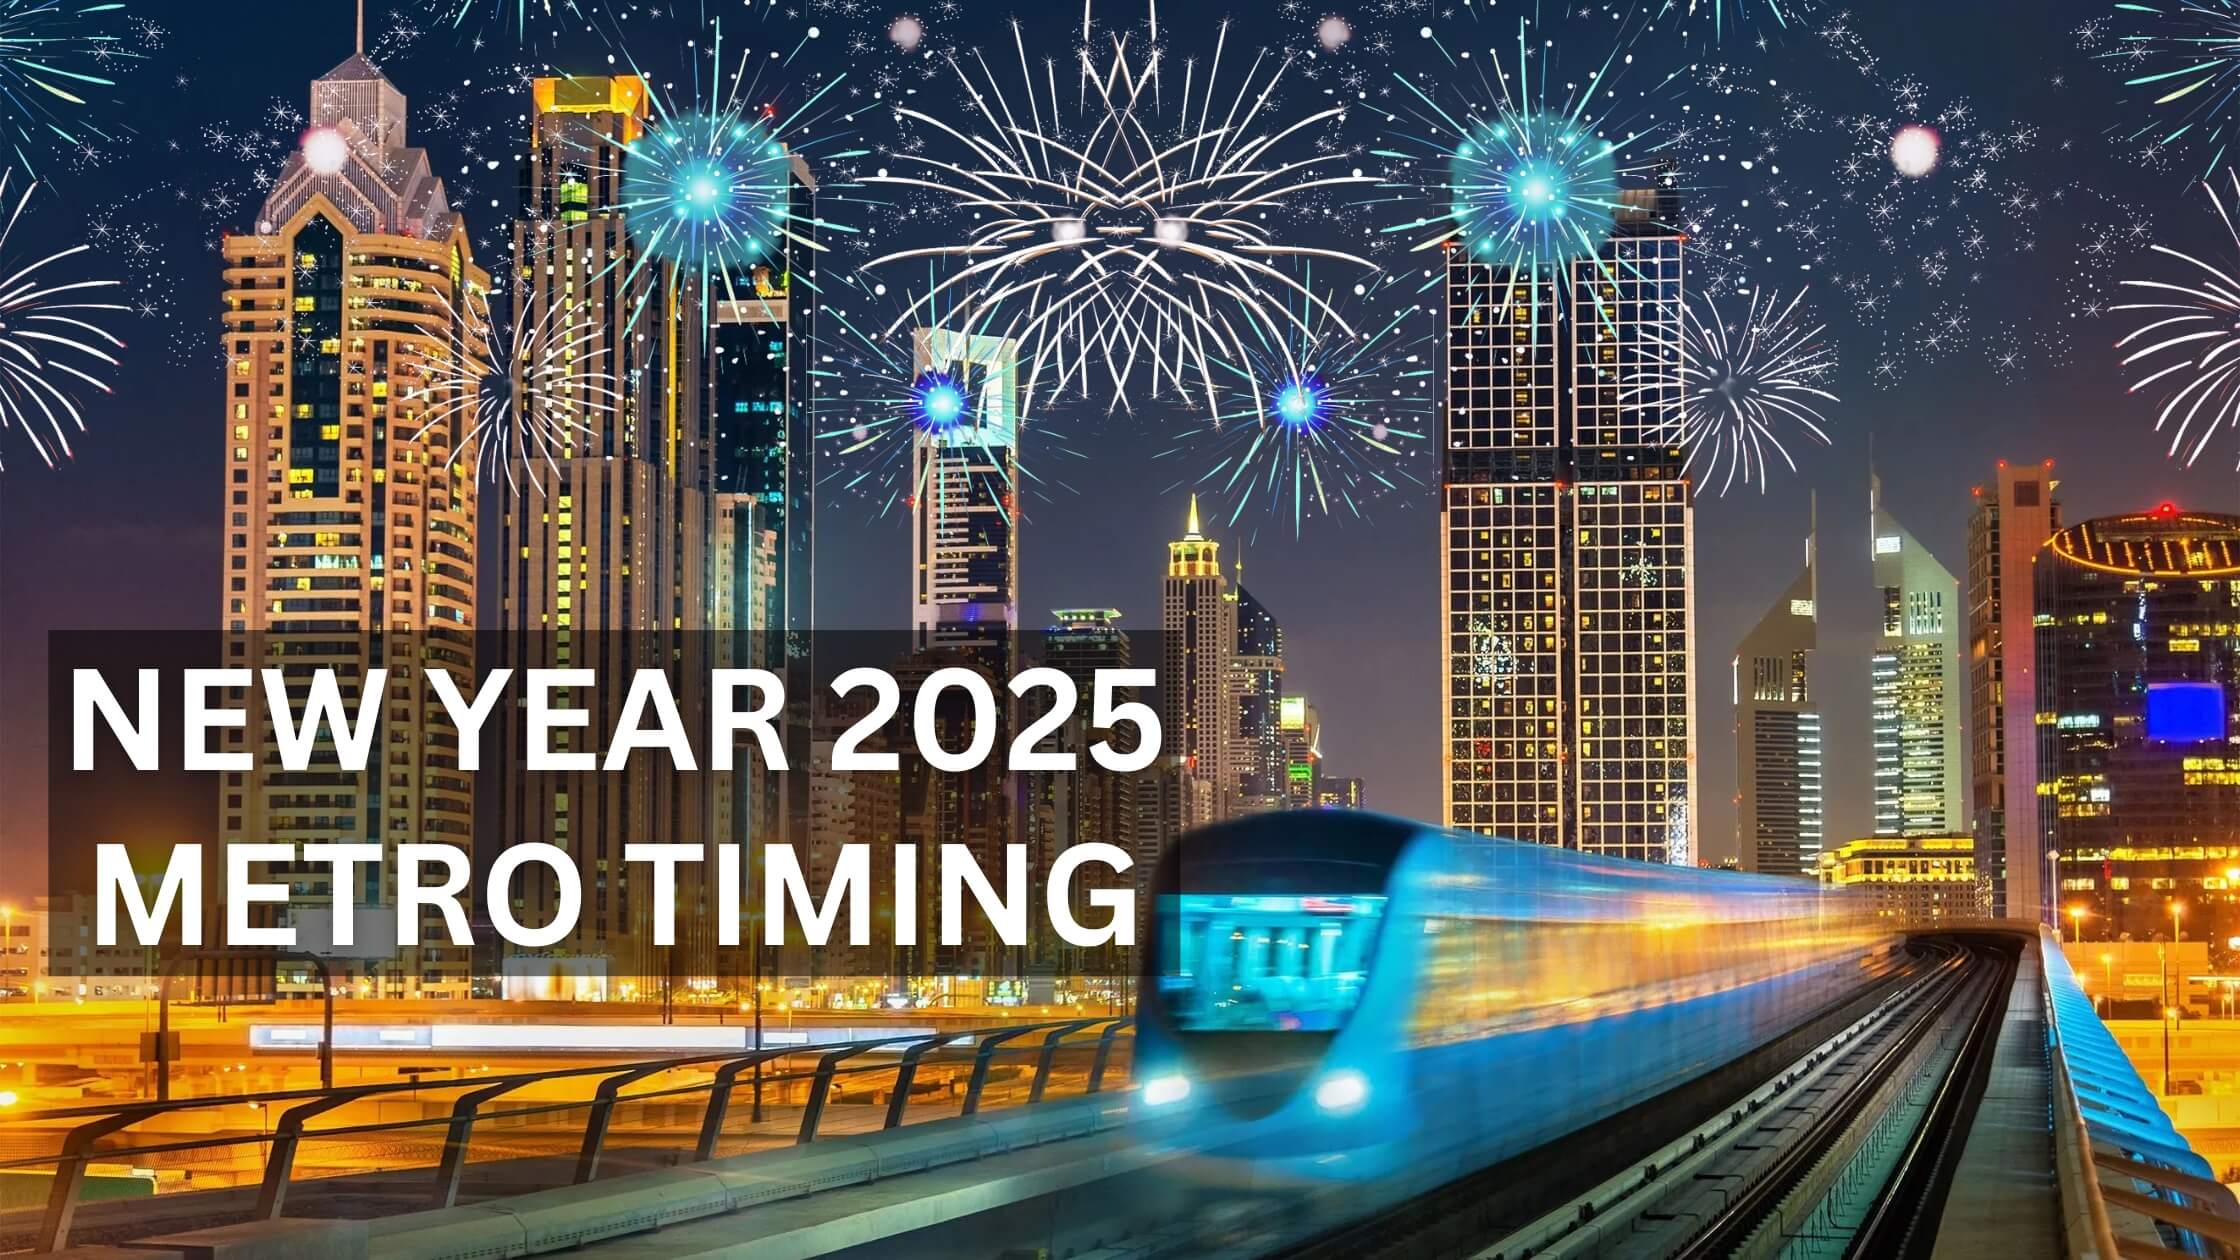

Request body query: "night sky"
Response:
[1, 0, 2230, 899]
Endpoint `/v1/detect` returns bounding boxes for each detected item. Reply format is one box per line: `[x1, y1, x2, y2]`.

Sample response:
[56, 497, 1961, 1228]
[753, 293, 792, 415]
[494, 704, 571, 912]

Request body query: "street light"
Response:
[2069, 904, 2088, 944]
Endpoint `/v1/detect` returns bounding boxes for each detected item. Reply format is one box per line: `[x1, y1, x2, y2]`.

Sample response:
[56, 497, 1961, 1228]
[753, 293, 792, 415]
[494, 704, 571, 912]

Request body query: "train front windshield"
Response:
[1158, 893, 1387, 1033]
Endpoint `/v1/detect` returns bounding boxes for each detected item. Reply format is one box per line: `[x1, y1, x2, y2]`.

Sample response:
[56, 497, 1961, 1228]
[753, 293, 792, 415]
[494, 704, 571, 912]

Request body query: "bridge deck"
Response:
[1930, 946, 2060, 1257]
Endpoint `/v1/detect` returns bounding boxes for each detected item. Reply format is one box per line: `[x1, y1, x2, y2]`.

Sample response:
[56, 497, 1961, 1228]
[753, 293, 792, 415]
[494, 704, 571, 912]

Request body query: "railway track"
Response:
[1471, 936, 2016, 1260]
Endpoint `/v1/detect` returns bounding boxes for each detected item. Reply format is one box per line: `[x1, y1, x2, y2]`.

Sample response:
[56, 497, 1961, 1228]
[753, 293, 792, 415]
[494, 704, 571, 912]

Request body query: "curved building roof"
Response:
[2046, 505, 2240, 578]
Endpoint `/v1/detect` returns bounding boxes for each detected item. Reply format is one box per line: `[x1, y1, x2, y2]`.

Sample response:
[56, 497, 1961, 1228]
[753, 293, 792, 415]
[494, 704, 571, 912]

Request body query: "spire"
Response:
[1185, 493, 1202, 539]
[355, 0, 364, 55]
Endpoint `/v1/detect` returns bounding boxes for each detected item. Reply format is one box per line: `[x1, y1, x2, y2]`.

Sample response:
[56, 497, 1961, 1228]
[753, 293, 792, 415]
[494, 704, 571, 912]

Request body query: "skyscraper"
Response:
[1163, 496, 1237, 827]
[1734, 517, 1821, 875]
[709, 155, 818, 969]
[494, 75, 715, 985]
[1870, 470, 1965, 839]
[218, 38, 486, 998]
[1966, 459, 2060, 915]
[1440, 186, 1697, 862]
[1230, 581, 1287, 813]
[2037, 504, 2240, 936]
[909, 327, 1020, 661]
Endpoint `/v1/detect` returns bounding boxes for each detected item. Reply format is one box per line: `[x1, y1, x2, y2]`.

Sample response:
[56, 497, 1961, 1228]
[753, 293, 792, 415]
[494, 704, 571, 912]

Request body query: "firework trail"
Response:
[2115, 172, 2240, 468]
[1637, 286, 1837, 495]
[0, 172, 126, 471]
[864, 1, 1377, 419]
[409, 282, 619, 492]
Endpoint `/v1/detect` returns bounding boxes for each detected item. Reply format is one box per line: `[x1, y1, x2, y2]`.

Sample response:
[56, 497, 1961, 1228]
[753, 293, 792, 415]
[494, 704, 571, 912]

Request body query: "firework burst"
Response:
[1639, 286, 1837, 496]
[2114, 172, 2240, 468]
[2100, 0, 2240, 180]
[0, 0, 141, 176]
[818, 267, 1085, 517]
[1381, 19, 1676, 306]
[0, 174, 126, 471]
[408, 281, 619, 492]
[865, 3, 1377, 418]
[1159, 270, 1430, 533]
[592, 16, 860, 309]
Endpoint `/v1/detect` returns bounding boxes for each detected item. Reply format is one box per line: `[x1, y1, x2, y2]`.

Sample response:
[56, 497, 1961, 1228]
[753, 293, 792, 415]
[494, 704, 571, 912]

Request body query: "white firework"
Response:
[864, 3, 1377, 416]
[1638, 286, 1837, 496]
[410, 282, 618, 491]
[0, 174, 127, 471]
[2115, 173, 2240, 469]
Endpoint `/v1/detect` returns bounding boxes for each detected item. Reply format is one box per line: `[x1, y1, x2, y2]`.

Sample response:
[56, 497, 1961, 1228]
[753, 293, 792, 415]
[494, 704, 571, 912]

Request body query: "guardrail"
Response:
[2042, 928, 2240, 1259]
[0, 1015, 1131, 1254]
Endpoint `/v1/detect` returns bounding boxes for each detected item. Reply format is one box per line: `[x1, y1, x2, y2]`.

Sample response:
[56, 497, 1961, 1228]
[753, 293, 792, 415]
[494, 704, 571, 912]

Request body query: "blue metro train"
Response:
[1132, 811, 1896, 1183]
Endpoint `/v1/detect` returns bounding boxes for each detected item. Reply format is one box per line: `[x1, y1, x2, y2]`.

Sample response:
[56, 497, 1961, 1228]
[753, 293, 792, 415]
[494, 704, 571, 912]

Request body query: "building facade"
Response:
[1163, 496, 1238, 827]
[1441, 186, 1696, 861]
[1818, 835, 1984, 925]
[218, 46, 486, 998]
[493, 75, 716, 986]
[1966, 459, 2060, 916]
[1870, 470, 1965, 838]
[2040, 506, 2240, 940]
[1734, 522, 1821, 875]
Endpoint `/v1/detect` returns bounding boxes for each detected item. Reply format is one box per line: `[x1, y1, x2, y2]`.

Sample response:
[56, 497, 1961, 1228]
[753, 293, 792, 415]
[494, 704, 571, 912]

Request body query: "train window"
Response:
[1157, 893, 1386, 1033]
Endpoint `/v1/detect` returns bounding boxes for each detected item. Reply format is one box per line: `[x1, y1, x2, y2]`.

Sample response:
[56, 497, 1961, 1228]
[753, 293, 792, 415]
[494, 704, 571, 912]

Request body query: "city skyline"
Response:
[5, 0, 2239, 893]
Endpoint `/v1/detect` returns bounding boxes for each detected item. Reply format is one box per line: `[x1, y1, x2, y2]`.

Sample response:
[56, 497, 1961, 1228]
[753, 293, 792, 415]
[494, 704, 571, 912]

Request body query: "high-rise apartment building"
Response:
[218, 42, 486, 998]
[2037, 505, 2240, 936]
[1163, 496, 1237, 827]
[1870, 470, 1965, 838]
[1231, 583, 1287, 812]
[1440, 186, 1697, 862]
[909, 327, 1020, 661]
[1966, 460, 2059, 917]
[1734, 520, 1821, 875]
[493, 75, 715, 985]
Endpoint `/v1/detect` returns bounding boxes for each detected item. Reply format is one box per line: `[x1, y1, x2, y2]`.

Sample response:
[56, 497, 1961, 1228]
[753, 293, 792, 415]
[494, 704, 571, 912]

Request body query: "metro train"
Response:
[1131, 810, 1897, 1185]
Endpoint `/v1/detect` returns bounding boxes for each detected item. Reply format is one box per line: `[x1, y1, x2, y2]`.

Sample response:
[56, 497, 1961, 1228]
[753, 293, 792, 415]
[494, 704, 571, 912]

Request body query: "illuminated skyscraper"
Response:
[1733, 515, 1821, 875]
[1965, 459, 2060, 916]
[2038, 505, 2240, 936]
[1870, 470, 1965, 838]
[1164, 496, 1237, 826]
[1440, 186, 1697, 862]
[494, 75, 715, 984]
[217, 37, 486, 998]
[1230, 582, 1287, 812]
[909, 327, 1020, 661]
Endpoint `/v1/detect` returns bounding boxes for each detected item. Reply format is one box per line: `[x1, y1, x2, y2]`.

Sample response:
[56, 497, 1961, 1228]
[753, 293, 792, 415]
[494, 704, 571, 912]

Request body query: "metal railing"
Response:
[2042, 929, 2240, 1259]
[1, 1015, 1131, 1254]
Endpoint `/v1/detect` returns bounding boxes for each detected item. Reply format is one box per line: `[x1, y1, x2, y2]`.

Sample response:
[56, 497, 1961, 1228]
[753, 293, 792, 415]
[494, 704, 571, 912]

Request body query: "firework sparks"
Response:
[408, 281, 619, 491]
[2115, 172, 2240, 468]
[0, 174, 126, 471]
[2100, 0, 2240, 179]
[865, 4, 1378, 417]
[1640, 286, 1837, 496]
[1660, 0, 1814, 42]
[1159, 270, 1430, 533]
[0, 0, 141, 176]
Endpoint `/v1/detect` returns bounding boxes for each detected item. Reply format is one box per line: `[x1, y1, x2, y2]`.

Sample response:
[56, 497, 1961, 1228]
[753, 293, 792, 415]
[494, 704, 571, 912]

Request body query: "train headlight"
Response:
[1314, 1069, 1370, 1116]
[1142, 1073, 1193, 1107]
